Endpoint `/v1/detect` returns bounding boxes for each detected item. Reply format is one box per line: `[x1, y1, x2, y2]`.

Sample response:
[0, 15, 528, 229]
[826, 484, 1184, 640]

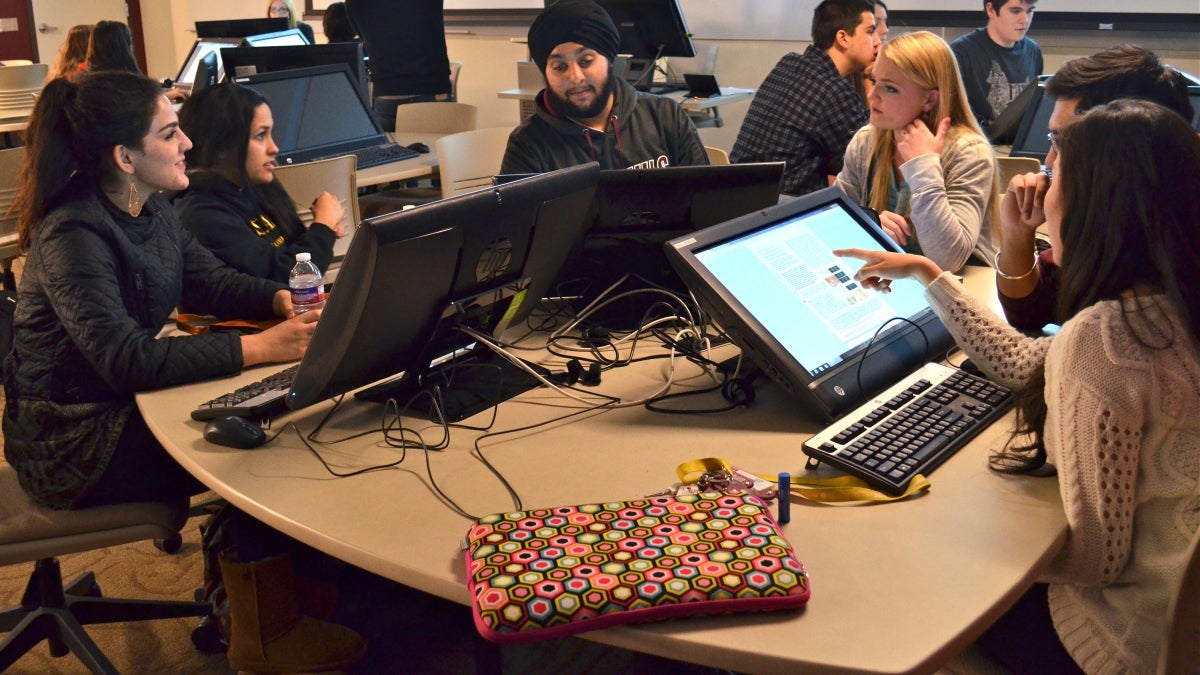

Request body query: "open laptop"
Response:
[232, 64, 418, 168]
[683, 73, 721, 99]
[172, 37, 240, 91]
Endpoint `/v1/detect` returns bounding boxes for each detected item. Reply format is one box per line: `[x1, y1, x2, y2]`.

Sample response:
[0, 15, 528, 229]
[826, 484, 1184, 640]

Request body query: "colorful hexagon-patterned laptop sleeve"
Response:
[463, 493, 810, 643]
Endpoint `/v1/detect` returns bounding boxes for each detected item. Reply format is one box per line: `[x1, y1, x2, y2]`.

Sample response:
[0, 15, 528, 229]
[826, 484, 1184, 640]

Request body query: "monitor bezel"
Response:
[242, 28, 312, 47]
[219, 43, 369, 107]
[664, 187, 955, 422]
[1008, 77, 1055, 160]
[174, 37, 242, 87]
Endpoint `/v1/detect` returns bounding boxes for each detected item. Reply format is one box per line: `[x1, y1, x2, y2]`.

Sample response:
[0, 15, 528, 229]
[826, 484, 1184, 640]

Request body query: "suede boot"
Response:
[219, 549, 367, 673]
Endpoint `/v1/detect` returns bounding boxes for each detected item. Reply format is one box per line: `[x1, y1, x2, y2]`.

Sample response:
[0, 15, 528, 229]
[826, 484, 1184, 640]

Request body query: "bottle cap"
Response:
[296, 252, 311, 262]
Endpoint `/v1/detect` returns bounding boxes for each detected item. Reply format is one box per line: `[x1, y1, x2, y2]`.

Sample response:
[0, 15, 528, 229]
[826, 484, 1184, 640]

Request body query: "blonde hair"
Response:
[267, 0, 301, 30]
[865, 31, 995, 220]
[47, 24, 92, 83]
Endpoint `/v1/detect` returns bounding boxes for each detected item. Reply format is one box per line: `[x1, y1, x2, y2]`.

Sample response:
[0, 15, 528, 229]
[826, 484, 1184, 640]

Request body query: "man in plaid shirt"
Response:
[731, 0, 877, 197]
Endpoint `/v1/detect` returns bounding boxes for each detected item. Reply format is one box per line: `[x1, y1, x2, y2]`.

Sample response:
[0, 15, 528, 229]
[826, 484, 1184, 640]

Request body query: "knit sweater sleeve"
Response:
[923, 272, 1050, 389]
[833, 126, 872, 206]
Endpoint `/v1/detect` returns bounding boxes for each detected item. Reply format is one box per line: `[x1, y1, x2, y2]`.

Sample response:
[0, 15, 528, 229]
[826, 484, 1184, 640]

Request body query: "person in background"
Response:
[4, 69, 365, 672]
[995, 45, 1194, 331]
[500, 0, 707, 174]
[837, 98, 1200, 675]
[175, 82, 344, 284]
[850, 0, 889, 102]
[85, 20, 186, 102]
[835, 31, 997, 272]
[321, 2, 358, 43]
[345, 0, 452, 132]
[951, 0, 1043, 132]
[46, 24, 91, 83]
[730, 0, 878, 197]
[267, 0, 315, 43]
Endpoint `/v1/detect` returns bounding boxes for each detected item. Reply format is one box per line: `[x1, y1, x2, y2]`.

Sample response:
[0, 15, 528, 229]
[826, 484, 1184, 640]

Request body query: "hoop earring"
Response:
[127, 181, 142, 217]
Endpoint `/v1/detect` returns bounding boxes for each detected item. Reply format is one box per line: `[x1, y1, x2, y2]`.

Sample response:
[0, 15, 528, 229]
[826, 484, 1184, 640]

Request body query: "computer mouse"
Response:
[203, 415, 267, 449]
[406, 142, 431, 154]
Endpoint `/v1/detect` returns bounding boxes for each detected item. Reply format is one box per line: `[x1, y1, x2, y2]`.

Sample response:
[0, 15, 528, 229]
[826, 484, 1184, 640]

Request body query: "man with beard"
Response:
[500, 0, 709, 174]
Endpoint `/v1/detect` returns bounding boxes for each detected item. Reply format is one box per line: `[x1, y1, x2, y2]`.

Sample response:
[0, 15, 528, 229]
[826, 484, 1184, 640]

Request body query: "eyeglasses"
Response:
[1046, 130, 1059, 150]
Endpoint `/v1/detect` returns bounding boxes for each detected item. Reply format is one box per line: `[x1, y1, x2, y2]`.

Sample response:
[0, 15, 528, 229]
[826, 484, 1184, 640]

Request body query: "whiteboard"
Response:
[682, 0, 817, 41]
[885, 0, 1198, 11]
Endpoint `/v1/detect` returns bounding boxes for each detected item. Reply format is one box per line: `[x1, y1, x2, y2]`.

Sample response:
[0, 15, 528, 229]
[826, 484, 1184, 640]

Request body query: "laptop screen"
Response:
[666, 187, 955, 421]
[234, 64, 386, 166]
[175, 38, 240, 86]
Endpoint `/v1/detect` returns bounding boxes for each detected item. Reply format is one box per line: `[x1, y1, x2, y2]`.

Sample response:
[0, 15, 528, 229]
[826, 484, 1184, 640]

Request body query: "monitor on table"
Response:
[1008, 78, 1056, 161]
[286, 163, 601, 421]
[988, 74, 1049, 145]
[594, 0, 695, 90]
[174, 38, 241, 89]
[195, 18, 287, 39]
[664, 186, 956, 422]
[242, 29, 311, 47]
[220, 43, 369, 106]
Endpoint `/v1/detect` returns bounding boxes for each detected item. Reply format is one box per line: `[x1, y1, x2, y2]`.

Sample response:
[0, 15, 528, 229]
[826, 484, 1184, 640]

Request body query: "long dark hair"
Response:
[12, 71, 163, 251]
[177, 82, 303, 238]
[86, 20, 139, 74]
[996, 99, 1200, 472]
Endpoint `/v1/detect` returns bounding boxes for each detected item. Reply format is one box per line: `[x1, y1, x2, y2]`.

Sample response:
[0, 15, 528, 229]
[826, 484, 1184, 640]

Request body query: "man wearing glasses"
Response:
[994, 45, 1194, 331]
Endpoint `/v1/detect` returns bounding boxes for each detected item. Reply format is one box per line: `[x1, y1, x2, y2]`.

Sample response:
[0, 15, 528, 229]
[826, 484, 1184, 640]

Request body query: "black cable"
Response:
[853, 316, 930, 400]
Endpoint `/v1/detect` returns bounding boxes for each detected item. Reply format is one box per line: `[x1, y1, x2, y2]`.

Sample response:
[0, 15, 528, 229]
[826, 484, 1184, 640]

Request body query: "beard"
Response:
[546, 72, 615, 121]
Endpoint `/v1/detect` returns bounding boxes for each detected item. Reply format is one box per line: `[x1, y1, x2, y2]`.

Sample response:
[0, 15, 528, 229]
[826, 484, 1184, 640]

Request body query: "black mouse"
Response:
[406, 142, 430, 154]
[203, 415, 267, 449]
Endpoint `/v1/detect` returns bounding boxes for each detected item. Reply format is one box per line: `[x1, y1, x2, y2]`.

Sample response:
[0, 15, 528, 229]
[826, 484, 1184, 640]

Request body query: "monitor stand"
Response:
[355, 346, 551, 423]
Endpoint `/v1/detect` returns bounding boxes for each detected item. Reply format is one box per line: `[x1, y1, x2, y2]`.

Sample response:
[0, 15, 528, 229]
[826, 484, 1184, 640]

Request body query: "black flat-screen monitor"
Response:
[220, 43, 369, 105]
[174, 38, 241, 87]
[195, 18, 287, 39]
[664, 187, 956, 422]
[988, 74, 1049, 145]
[595, 0, 694, 89]
[192, 52, 220, 93]
[1009, 78, 1056, 160]
[284, 163, 601, 420]
[242, 29, 311, 47]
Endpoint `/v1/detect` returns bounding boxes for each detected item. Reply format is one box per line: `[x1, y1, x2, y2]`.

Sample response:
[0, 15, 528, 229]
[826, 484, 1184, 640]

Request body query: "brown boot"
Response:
[219, 549, 367, 673]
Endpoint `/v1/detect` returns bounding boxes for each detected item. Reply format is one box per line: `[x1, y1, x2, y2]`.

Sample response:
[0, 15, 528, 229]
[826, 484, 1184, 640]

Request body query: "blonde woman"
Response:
[46, 24, 91, 83]
[267, 0, 315, 43]
[835, 30, 997, 272]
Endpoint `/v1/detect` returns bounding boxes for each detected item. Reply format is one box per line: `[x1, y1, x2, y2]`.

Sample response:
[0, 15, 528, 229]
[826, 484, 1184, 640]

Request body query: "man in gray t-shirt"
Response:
[951, 0, 1043, 130]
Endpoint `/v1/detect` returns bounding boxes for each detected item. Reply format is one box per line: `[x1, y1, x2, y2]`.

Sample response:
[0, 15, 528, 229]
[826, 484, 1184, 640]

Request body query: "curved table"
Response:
[137, 267, 1066, 674]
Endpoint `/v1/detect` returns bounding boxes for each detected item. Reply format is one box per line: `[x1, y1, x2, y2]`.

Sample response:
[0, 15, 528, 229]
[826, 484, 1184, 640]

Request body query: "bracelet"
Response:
[994, 249, 1039, 281]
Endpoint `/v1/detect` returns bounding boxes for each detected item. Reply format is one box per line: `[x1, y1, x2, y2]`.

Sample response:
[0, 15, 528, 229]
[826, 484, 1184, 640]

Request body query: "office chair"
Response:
[0, 465, 208, 673]
[705, 146, 730, 165]
[392, 101, 478, 135]
[0, 63, 48, 147]
[0, 146, 25, 289]
[1159, 527, 1200, 674]
[434, 127, 513, 199]
[996, 156, 1041, 190]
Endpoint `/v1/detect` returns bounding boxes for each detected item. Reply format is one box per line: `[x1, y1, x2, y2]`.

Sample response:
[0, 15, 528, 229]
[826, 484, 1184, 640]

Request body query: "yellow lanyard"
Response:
[674, 457, 930, 504]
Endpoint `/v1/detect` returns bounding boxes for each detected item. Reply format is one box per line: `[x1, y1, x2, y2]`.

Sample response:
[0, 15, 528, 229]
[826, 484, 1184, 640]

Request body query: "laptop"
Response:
[233, 64, 418, 168]
[683, 73, 722, 99]
[172, 37, 240, 91]
[665, 186, 957, 421]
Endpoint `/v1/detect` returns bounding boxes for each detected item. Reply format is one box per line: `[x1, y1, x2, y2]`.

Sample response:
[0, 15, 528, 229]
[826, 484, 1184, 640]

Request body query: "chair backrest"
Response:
[705, 146, 730, 165]
[448, 61, 462, 100]
[434, 126, 513, 199]
[1160, 527, 1200, 674]
[0, 147, 24, 269]
[271, 154, 360, 261]
[0, 63, 49, 121]
[996, 156, 1041, 191]
[393, 101, 478, 134]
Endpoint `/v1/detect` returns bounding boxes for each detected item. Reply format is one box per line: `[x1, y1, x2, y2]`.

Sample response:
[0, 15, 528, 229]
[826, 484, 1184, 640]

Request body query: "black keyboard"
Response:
[802, 363, 1012, 496]
[191, 364, 299, 421]
[344, 143, 420, 169]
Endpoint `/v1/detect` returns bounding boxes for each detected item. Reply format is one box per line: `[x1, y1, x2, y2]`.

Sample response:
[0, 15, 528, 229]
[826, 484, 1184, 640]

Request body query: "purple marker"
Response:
[777, 472, 791, 524]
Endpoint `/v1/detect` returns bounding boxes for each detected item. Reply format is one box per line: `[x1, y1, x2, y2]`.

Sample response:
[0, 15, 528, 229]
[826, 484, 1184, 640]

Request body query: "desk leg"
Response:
[689, 107, 723, 129]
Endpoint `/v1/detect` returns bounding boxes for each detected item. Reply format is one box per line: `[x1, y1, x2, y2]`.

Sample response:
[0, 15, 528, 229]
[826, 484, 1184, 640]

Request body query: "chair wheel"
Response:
[156, 533, 183, 553]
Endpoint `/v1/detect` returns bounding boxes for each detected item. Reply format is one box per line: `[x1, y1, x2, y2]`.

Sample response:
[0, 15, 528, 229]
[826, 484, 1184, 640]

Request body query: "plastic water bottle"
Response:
[289, 252, 325, 314]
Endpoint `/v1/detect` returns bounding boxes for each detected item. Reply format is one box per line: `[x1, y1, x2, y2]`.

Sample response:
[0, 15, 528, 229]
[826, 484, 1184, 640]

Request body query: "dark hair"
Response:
[1046, 44, 1194, 122]
[47, 24, 92, 82]
[177, 82, 304, 239]
[985, 0, 1036, 13]
[86, 20, 139, 74]
[812, 0, 875, 50]
[12, 71, 163, 251]
[998, 99, 1200, 472]
[322, 2, 357, 43]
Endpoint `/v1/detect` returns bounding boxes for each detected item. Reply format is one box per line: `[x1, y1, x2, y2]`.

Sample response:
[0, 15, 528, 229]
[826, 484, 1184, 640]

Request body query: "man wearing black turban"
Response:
[500, 0, 708, 174]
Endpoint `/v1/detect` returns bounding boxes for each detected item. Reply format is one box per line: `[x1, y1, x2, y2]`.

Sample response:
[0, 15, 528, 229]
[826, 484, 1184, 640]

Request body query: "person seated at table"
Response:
[321, 2, 358, 43]
[834, 31, 997, 272]
[499, 0, 708, 174]
[45, 23, 91, 83]
[174, 82, 344, 284]
[84, 20, 187, 103]
[5, 69, 366, 672]
[995, 45, 1194, 331]
[835, 98, 1200, 674]
[267, 0, 315, 43]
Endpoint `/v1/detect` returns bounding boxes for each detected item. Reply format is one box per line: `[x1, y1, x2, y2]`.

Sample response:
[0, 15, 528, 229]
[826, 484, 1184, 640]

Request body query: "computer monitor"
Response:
[174, 38, 241, 88]
[595, 0, 695, 89]
[242, 29, 311, 47]
[1008, 78, 1056, 160]
[286, 163, 602, 420]
[195, 18, 287, 39]
[191, 51, 220, 94]
[664, 187, 956, 422]
[220, 43, 369, 106]
[988, 74, 1049, 145]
